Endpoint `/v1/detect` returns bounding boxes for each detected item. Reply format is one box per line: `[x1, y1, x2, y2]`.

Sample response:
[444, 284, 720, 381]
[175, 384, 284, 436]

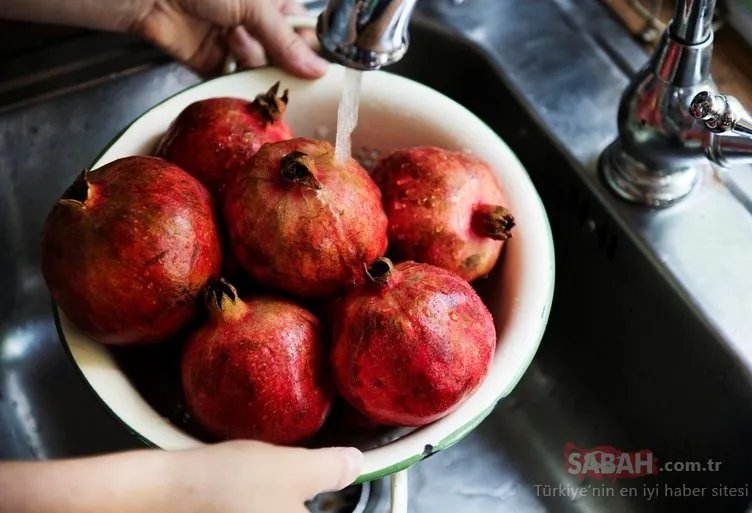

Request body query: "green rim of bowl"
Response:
[52, 64, 557, 482]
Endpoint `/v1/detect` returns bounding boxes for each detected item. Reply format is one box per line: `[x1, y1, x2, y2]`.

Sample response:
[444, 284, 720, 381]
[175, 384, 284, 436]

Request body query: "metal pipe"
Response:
[670, 0, 717, 44]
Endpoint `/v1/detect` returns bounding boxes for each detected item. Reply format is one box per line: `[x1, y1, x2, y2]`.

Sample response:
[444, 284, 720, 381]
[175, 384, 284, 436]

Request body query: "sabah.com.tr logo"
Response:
[564, 443, 723, 480]
[565, 443, 656, 480]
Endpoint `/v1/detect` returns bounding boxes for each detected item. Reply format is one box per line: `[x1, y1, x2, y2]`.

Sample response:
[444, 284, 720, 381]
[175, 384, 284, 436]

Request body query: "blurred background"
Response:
[604, 0, 752, 107]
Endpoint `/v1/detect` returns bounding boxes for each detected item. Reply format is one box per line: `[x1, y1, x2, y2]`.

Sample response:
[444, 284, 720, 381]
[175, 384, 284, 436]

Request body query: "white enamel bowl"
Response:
[54, 63, 555, 494]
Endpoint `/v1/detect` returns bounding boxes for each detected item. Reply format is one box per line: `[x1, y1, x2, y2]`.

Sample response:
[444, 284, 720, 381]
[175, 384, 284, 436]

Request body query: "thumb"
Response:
[242, 3, 329, 78]
[284, 446, 364, 499]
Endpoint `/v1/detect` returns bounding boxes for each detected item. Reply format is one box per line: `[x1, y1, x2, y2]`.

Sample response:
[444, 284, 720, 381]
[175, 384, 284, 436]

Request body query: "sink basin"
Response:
[389, 18, 752, 513]
[2, 5, 752, 513]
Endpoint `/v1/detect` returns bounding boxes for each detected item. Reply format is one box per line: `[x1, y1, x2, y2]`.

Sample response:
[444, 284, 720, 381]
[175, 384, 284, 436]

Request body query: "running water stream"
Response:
[334, 68, 364, 163]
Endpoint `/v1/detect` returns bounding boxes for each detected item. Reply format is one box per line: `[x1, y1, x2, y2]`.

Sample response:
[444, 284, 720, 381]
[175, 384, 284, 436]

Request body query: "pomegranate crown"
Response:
[202, 278, 240, 313]
[280, 151, 321, 190]
[58, 169, 91, 208]
[252, 81, 290, 124]
[364, 257, 395, 285]
[472, 205, 516, 242]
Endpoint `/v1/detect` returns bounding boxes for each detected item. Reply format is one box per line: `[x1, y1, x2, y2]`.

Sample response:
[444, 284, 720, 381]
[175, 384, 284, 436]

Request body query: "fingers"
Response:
[226, 26, 268, 69]
[281, 0, 320, 51]
[185, 28, 229, 76]
[225, 1, 320, 73]
[135, 2, 222, 77]
[241, 3, 328, 78]
[280, 446, 364, 500]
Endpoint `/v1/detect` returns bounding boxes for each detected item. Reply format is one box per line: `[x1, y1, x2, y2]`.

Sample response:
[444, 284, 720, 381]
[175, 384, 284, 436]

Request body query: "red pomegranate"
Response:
[222, 137, 389, 298]
[331, 257, 497, 427]
[371, 146, 515, 282]
[180, 279, 334, 444]
[41, 156, 222, 346]
[155, 82, 295, 197]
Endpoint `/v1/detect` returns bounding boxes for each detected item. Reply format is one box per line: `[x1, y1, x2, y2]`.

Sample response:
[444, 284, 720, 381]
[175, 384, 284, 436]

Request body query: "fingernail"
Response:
[337, 447, 364, 484]
[303, 54, 329, 76]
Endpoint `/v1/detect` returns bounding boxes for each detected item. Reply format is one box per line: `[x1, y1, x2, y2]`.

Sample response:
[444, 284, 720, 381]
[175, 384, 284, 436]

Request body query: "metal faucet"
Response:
[598, 0, 752, 208]
[315, 0, 419, 71]
[688, 91, 752, 167]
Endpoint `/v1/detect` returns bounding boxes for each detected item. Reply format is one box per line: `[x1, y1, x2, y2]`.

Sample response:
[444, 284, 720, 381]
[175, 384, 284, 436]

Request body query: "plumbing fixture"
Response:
[689, 90, 752, 167]
[600, 0, 721, 208]
[315, 0, 419, 70]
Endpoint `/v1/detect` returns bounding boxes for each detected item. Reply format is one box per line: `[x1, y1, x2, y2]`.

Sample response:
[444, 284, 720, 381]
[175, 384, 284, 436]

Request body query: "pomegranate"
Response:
[371, 146, 515, 282]
[180, 279, 334, 444]
[331, 257, 497, 427]
[41, 156, 222, 346]
[155, 82, 295, 197]
[222, 137, 389, 298]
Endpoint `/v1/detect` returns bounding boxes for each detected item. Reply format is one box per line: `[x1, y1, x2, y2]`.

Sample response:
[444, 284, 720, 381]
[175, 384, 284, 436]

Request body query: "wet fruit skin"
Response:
[222, 137, 389, 298]
[155, 83, 294, 198]
[371, 146, 515, 282]
[181, 280, 334, 444]
[331, 258, 497, 427]
[41, 156, 223, 345]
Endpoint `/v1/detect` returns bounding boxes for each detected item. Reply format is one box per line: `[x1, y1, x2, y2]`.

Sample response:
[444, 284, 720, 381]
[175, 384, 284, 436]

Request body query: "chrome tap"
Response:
[689, 91, 752, 167]
[600, 0, 723, 208]
[315, 0, 419, 71]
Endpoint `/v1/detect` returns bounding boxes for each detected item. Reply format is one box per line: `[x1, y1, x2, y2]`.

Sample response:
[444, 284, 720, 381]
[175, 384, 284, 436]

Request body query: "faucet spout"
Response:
[316, 0, 419, 71]
[704, 135, 752, 167]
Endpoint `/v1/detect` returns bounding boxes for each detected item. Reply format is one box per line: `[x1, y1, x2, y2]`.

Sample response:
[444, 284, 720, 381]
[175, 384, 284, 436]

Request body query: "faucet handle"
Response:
[689, 91, 752, 168]
[690, 91, 752, 136]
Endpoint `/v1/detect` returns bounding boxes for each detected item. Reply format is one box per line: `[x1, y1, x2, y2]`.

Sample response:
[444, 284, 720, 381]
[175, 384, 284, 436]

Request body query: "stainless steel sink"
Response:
[2, 1, 752, 512]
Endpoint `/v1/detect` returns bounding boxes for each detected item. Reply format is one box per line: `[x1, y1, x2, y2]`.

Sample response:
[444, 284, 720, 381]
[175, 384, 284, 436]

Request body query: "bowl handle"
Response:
[389, 470, 409, 513]
[222, 15, 318, 74]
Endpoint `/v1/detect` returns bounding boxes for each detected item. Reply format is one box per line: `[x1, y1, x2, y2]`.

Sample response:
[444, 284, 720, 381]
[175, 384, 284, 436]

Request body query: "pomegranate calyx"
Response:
[473, 205, 515, 241]
[59, 169, 90, 208]
[280, 151, 321, 190]
[251, 81, 289, 124]
[364, 257, 395, 285]
[203, 278, 246, 320]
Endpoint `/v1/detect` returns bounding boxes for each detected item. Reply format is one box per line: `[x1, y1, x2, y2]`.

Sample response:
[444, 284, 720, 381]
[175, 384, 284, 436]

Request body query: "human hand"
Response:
[0, 439, 363, 513]
[134, 0, 329, 77]
[164, 440, 364, 513]
[0, 0, 328, 78]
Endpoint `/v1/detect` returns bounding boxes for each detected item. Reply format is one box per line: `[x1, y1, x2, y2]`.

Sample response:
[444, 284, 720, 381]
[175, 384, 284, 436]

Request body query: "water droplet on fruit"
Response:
[423, 307, 433, 317]
[395, 177, 410, 186]
[434, 226, 443, 233]
[399, 190, 417, 201]
[449, 311, 459, 320]
[393, 202, 405, 210]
